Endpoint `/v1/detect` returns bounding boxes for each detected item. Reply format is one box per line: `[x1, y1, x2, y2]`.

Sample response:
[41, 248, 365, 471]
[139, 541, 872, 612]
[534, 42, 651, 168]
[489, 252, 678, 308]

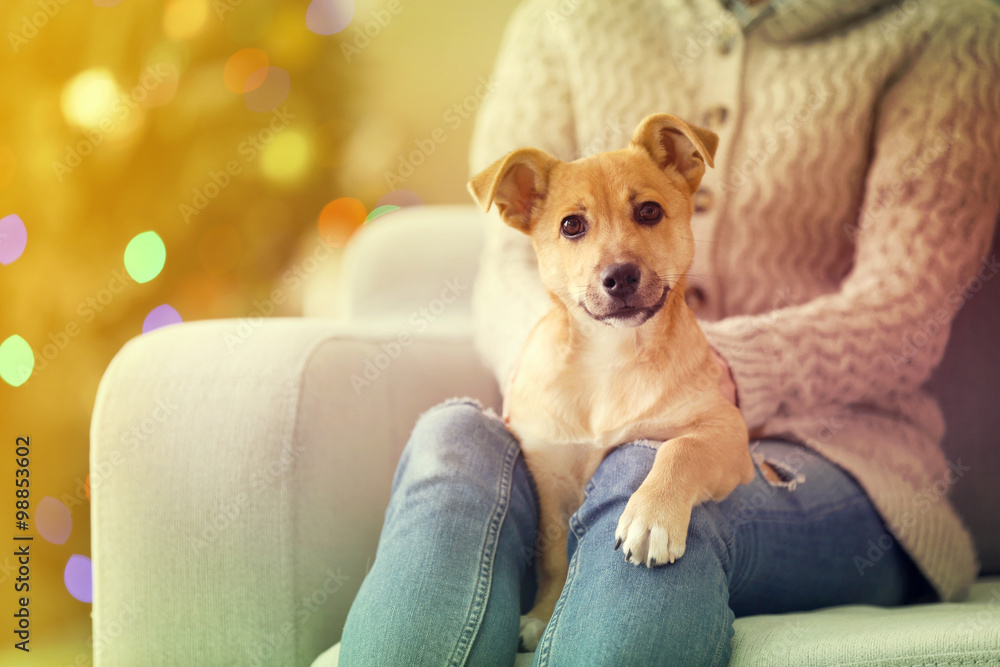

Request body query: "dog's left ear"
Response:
[467, 148, 558, 234]
[630, 113, 718, 193]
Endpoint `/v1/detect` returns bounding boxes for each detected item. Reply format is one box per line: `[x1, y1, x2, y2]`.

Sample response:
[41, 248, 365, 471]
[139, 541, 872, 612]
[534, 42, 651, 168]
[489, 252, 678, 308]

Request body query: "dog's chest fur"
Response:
[506, 308, 709, 454]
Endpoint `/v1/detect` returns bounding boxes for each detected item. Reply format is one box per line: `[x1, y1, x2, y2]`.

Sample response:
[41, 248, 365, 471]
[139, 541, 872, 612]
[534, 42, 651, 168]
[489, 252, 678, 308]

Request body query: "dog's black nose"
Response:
[601, 262, 641, 298]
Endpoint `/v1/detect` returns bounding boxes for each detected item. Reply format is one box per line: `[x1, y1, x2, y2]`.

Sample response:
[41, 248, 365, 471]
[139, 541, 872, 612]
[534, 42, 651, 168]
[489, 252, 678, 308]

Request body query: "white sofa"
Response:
[90, 206, 1000, 666]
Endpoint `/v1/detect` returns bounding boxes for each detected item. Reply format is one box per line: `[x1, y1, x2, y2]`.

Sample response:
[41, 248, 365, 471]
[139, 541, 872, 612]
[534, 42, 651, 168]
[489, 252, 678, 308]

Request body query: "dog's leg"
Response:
[615, 406, 754, 567]
[518, 449, 584, 652]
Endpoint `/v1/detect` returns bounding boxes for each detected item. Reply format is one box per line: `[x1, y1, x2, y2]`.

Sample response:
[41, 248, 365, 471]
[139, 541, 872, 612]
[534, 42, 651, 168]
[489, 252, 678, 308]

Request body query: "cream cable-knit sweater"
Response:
[468, 0, 1000, 601]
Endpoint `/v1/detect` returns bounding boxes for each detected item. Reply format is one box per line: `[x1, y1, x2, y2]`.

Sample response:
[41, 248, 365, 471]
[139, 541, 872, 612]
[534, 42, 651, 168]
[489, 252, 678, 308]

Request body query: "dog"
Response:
[468, 113, 756, 650]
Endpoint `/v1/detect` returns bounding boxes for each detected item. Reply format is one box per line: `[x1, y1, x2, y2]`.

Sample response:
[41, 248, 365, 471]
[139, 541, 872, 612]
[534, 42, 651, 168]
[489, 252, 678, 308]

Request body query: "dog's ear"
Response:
[467, 148, 557, 234]
[630, 114, 718, 193]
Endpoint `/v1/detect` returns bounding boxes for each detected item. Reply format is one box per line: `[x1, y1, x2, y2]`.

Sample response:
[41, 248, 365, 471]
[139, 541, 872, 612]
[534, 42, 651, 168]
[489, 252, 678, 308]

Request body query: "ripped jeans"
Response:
[340, 400, 929, 667]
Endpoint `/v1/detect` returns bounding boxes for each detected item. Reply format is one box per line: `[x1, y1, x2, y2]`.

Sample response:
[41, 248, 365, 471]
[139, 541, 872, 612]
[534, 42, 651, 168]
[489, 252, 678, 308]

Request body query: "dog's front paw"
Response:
[518, 615, 546, 652]
[614, 486, 692, 567]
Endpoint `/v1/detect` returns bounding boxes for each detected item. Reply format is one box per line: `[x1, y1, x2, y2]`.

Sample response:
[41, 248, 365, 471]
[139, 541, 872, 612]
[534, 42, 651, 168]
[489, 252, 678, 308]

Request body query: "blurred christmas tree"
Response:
[0, 0, 356, 659]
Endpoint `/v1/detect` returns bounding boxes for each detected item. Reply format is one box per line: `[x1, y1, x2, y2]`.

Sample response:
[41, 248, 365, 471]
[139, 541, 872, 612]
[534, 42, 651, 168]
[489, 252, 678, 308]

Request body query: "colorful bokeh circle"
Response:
[224, 48, 270, 93]
[0, 335, 34, 387]
[64, 555, 93, 603]
[37, 497, 72, 545]
[143, 305, 183, 334]
[124, 231, 167, 283]
[306, 0, 355, 35]
[0, 213, 27, 264]
[318, 198, 366, 247]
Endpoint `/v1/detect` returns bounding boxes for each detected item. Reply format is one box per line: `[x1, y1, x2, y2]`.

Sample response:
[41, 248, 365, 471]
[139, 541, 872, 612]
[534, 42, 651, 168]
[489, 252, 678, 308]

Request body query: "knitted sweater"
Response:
[468, 0, 1000, 601]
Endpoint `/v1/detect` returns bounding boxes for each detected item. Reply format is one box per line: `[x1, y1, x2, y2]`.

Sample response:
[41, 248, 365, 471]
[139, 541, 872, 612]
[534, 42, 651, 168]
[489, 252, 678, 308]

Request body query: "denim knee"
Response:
[395, 398, 519, 495]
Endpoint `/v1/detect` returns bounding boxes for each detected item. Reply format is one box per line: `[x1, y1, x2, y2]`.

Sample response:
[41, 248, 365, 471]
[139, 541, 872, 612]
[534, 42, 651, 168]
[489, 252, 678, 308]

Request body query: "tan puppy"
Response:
[468, 113, 755, 650]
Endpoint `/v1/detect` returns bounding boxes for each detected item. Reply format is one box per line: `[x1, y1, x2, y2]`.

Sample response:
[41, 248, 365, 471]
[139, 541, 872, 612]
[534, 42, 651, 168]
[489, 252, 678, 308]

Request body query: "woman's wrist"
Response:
[711, 347, 739, 407]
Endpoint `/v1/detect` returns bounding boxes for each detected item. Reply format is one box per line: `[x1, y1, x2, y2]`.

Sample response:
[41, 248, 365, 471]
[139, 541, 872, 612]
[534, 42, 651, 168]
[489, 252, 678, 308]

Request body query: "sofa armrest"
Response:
[90, 318, 500, 666]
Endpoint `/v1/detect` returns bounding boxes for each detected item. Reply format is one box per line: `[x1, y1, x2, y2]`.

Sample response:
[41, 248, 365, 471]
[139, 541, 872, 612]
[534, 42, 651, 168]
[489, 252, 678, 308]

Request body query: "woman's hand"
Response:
[712, 348, 738, 407]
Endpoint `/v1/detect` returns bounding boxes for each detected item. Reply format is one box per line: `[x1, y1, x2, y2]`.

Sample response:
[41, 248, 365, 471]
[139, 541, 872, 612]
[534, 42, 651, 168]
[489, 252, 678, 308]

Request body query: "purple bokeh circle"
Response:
[143, 304, 183, 334]
[0, 213, 27, 265]
[306, 0, 355, 35]
[65, 555, 93, 603]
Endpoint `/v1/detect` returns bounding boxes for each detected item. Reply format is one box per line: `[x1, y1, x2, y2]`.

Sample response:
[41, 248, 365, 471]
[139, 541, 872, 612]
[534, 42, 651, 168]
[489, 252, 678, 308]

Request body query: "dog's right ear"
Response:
[467, 148, 557, 234]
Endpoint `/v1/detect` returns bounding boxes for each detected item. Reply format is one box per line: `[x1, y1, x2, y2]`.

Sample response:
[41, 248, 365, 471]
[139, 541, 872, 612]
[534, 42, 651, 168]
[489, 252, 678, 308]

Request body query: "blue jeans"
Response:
[340, 399, 927, 666]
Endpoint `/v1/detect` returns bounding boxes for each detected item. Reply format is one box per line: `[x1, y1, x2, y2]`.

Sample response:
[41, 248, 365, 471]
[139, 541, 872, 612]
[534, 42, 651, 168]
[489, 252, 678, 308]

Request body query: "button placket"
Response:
[686, 9, 743, 322]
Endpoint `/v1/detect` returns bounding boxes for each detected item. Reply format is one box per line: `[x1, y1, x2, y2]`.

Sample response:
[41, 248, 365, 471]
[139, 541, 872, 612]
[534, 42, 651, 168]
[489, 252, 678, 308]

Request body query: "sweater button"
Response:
[693, 188, 714, 213]
[718, 29, 737, 55]
[686, 286, 707, 311]
[702, 106, 728, 129]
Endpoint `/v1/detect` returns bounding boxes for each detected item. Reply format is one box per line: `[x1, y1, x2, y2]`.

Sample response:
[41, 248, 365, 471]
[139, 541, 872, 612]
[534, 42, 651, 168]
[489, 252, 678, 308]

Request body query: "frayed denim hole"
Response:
[757, 456, 806, 490]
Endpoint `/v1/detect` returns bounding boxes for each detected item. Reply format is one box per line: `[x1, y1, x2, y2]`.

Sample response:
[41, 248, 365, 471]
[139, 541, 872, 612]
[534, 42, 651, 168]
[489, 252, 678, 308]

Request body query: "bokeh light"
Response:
[64, 555, 93, 603]
[365, 205, 400, 222]
[61, 69, 120, 129]
[0, 335, 34, 387]
[306, 0, 355, 35]
[376, 189, 423, 209]
[0, 213, 27, 264]
[163, 0, 210, 41]
[143, 304, 183, 334]
[244, 67, 290, 112]
[124, 231, 167, 283]
[37, 497, 73, 545]
[198, 223, 243, 274]
[0, 145, 15, 189]
[224, 48, 270, 93]
[261, 130, 311, 183]
[318, 197, 366, 247]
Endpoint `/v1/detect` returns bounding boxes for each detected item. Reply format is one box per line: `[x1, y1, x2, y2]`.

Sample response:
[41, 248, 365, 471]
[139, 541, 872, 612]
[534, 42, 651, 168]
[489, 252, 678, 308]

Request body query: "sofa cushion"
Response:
[314, 577, 1000, 666]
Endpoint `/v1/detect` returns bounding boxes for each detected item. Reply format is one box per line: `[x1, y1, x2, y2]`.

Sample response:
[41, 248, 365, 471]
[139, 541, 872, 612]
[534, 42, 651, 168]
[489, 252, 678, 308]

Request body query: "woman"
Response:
[341, 0, 1000, 663]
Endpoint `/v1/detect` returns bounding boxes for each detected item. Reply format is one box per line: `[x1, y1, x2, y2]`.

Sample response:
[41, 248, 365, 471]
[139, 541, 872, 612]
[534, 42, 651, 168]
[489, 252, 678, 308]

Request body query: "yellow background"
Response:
[0, 0, 520, 662]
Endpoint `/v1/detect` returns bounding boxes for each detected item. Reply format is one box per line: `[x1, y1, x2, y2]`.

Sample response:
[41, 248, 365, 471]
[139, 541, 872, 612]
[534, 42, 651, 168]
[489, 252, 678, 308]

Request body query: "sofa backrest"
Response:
[925, 224, 1000, 575]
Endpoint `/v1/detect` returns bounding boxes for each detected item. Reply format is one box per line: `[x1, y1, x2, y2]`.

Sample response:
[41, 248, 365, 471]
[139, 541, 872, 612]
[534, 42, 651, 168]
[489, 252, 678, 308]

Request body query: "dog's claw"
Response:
[614, 537, 622, 551]
[625, 549, 632, 563]
[649, 557, 658, 567]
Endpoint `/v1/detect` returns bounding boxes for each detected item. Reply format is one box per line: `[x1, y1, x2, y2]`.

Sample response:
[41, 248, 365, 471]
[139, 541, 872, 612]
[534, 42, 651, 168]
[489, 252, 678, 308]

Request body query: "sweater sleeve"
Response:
[701, 15, 1000, 430]
[469, 0, 578, 391]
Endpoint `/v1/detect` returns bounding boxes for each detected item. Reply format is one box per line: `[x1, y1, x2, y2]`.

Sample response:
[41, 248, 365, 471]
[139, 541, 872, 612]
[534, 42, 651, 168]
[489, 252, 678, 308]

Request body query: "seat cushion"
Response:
[313, 577, 1000, 666]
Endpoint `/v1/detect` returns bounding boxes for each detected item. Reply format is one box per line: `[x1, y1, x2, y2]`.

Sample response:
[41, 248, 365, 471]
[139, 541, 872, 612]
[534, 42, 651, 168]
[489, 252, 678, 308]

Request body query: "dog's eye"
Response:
[561, 215, 586, 238]
[636, 202, 663, 225]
